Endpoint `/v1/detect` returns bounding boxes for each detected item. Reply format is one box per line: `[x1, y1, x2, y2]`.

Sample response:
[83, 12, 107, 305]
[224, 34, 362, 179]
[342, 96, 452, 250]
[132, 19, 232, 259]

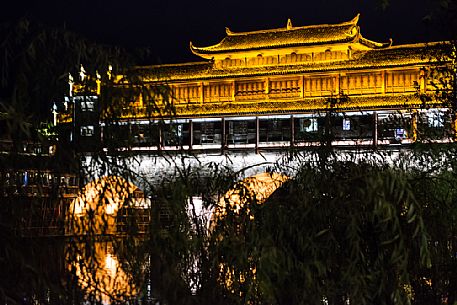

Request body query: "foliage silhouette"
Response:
[1, 13, 457, 305]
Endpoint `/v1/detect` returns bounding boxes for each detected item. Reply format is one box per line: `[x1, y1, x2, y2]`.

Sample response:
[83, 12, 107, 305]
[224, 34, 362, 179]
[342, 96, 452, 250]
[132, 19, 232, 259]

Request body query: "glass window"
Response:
[81, 101, 95, 112]
[80, 126, 94, 137]
[342, 118, 351, 131]
[300, 118, 318, 132]
[259, 118, 291, 142]
[226, 120, 256, 144]
[163, 123, 190, 146]
[395, 128, 407, 140]
[193, 121, 222, 145]
[427, 111, 444, 128]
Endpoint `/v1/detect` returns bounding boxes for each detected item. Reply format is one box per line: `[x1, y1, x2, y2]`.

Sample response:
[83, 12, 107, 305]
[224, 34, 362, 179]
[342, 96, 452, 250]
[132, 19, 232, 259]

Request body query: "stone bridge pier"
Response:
[130, 150, 289, 191]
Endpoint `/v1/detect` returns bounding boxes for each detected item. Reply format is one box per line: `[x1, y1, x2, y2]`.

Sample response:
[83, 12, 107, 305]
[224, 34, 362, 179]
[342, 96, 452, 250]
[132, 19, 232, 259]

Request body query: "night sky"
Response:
[1, 0, 446, 64]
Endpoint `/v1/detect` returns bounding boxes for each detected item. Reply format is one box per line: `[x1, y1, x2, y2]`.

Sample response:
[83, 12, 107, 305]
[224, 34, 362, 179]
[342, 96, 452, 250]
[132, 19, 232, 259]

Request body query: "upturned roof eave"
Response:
[141, 60, 435, 83]
[190, 14, 362, 56]
[190, 36, 357, 55]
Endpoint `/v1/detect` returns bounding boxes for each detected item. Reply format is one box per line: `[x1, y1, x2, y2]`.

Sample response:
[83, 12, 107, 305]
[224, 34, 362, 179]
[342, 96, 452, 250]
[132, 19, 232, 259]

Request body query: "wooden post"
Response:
[420, 68, 426, 93]
[452, 114, 457, 142]
[199, 82, 204, 104]
[189, 120, 193, 150]
[158, 126, 163, 151]
[221, 117, 226, 153]
[290, 115, 295, 147]
[411, 110, 418, 142]
[373, 112, 378, 147]
[255, 116, 259, 154]
[335, 74, 340, 95]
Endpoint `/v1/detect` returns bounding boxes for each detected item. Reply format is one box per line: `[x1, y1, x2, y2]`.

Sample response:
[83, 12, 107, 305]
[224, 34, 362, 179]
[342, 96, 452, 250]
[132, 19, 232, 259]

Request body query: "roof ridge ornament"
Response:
[358, 35, 393, 48]
[287, 19, 293, 30]
[351, 13, 361, 25]
[189, 13, 395, 58]
[190, 41, 197, 55]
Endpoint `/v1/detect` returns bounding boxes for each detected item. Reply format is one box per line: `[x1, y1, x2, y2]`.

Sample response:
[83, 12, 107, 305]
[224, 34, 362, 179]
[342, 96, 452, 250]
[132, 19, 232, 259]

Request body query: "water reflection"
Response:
[66, 176, 149, 236]
[64, 176, 150, 303]
[68, 241, 139, 304]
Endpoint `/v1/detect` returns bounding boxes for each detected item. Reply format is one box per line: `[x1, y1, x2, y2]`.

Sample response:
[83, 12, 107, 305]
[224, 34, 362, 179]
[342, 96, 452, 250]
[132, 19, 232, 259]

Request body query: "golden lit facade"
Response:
[62, 14, 451, 151]
[161, 14, 431, 116]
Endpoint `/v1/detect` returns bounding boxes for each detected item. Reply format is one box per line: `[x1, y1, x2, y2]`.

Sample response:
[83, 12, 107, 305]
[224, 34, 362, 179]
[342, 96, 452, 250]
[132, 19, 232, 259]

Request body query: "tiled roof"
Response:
[173, 93, 440, 117]
[136, 42, 447, 83]
[190, 15, 361, 55]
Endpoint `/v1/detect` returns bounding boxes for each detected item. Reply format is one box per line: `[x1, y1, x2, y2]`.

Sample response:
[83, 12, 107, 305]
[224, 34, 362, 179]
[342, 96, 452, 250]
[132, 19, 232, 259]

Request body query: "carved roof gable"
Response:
[190, 14, 387, 56]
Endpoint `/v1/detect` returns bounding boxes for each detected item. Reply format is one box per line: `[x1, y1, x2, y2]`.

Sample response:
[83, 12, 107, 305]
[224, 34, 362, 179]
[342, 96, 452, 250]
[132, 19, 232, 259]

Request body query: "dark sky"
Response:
[1, 0, 446, 64]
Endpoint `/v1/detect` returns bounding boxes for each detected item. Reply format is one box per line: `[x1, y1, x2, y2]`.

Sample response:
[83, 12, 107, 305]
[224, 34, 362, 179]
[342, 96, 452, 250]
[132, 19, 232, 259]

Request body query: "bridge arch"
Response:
[67, 175, 149, 235]
[211, 172, 289, 226]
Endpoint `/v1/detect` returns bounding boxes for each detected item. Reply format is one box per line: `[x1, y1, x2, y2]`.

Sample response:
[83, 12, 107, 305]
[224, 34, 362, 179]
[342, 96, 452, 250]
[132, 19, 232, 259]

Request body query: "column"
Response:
[189, 120, 193, 150]
[199, 82, 204, 104]
[158, 126, 163, 151]
[420, 68, 426, 93]
[335, 74, 340, 95]
[290, 115, 295, 147]
[221, 117, 226, 152]
[411, 110, 418, 142]
[373, 112, 378, 147]
[255, 116, 259, 154]
[452, 114, 457, 142]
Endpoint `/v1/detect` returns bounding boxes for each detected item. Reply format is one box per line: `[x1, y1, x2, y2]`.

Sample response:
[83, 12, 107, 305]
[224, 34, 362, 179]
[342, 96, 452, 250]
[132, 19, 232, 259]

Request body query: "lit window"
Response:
[176, 124, 183, 137]
[300, 118, 318, 132]
[80, 126, 95, 136]
[427, 111, 444, 128]
[342, 118, 351, 131]
[81, 101, 95, 112]
[395, 128, 407, 140]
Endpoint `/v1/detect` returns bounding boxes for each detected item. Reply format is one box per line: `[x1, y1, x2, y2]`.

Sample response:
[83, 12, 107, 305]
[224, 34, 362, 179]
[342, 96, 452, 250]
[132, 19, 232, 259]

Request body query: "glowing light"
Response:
[213, 172, 288, 224]
[67, 176, 147, 235]
[79, 65, 86, 81]
[66, 177, 149, 303]
[105, 253, 117, 276]
[213, 172, 288, 292]
[68, 241, 138, 304]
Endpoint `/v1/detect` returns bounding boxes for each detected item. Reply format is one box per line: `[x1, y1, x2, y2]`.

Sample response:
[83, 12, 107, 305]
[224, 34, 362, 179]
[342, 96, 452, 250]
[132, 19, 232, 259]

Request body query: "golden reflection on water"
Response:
[66, 176, 147, 303]
[212, 172, 288, 289]
[69, 241, 137, 304]
[65, 173, 286, 302]
[66, 176, 147, 236]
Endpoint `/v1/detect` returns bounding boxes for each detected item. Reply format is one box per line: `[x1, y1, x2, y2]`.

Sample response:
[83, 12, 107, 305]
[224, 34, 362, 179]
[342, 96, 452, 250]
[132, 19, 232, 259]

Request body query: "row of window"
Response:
[79, 111, 450, 147]
[168, 70, 420, 103]
[72, 71, 422, 112]
[216, 50, 349, 68]
[0, 171, 78, 188]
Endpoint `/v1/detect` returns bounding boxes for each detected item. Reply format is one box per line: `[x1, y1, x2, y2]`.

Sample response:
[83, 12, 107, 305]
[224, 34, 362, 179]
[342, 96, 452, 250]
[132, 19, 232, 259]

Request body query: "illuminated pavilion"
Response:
[61, 14, 450, 152]
[45, 16, 453, 300]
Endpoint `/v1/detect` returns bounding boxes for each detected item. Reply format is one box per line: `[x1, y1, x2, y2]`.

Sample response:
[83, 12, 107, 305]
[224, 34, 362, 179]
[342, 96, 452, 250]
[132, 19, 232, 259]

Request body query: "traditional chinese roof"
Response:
[171, 93, 438, 117]
[136, 42, 446, 83]
[117, 93, 440, 119]
[190, 14, 391, 57]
